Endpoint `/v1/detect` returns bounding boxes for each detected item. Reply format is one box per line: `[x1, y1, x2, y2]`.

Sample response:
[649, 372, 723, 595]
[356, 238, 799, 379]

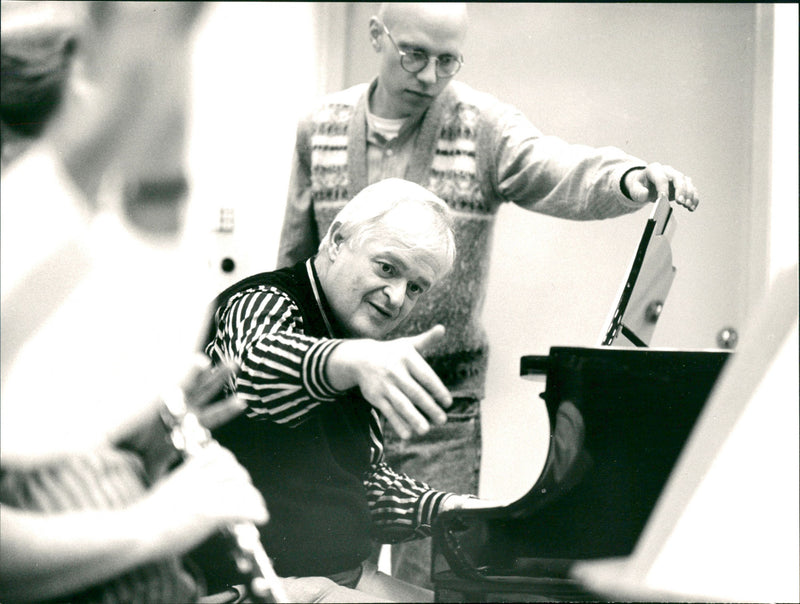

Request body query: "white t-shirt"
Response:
[365, 107, 405, 143]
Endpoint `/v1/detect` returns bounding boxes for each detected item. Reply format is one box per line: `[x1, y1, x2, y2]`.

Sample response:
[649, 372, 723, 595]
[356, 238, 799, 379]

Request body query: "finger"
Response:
[369, 396, 413, 439]
[198, 394, 247, 430]
[240, 489, 269, 524]
[214, 486, 269, 525]
[196, 478, 267, 523]
[408, 324, 446, 355]
[406, 353, 452, 412]
[385, 385, 431, 436]
[663, 167, 699, 212]
[626, 170, 652, 204]
[191, 360, 234, 394]
[196, 445, 253, 483]
[645, 163, 671, 201]
[393, 365, 448, 424]
[371, 395, 414, 440]
[461, 497, 511, 510]
[665, 169, 684, 199]
[185, 361, 238, 408]
[179, 353, 213, 391]
[677, 176, 699, 211]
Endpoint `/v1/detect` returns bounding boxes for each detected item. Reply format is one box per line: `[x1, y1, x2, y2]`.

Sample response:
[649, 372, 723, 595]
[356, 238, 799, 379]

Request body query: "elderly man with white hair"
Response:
[201, 178, 497, 602]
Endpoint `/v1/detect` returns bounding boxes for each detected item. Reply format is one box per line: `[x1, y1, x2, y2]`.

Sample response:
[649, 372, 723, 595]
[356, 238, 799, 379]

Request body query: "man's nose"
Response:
[384, 280, 407, 307]
[416, 59, 439, 85]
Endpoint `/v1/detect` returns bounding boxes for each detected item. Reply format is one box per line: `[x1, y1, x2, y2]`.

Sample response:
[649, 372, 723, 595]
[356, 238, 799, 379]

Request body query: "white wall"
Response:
[187, 2, 317, 296]
[769, 4, 799, 281]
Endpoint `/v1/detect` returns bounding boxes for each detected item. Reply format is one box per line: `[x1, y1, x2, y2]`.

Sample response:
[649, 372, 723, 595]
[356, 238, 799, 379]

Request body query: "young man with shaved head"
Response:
[278, 2, 701, 588]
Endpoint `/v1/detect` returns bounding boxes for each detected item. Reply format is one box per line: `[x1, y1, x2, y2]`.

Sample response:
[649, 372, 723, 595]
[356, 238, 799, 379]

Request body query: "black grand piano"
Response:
[431, 198, 732, 602]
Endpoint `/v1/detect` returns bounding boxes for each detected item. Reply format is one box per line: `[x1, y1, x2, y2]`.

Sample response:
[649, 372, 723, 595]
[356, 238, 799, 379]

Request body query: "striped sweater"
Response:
[204, 260, 451, 577]
[279, 79, 647, 400]
[0, 449, 198, 603]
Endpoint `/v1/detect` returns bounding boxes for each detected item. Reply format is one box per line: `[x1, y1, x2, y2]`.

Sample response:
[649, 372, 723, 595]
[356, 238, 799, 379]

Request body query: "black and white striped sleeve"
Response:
[209, 286, 343, 425]
[363, 409, 451, 543]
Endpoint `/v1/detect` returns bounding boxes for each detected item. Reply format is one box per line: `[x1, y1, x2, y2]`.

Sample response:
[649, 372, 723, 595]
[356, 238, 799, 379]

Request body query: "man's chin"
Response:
[403, 95, 434, 111]
[350, 318, 396, 340]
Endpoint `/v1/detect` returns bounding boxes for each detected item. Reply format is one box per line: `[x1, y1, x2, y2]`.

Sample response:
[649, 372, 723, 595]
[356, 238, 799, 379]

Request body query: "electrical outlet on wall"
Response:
[215, 207, 235, 234]
[208, 207, 240, 291]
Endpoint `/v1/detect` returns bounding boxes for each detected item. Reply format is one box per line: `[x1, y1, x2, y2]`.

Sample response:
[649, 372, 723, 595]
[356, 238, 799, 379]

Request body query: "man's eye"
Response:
[407, 282, 424, 297]
[379, 262, 396, 276]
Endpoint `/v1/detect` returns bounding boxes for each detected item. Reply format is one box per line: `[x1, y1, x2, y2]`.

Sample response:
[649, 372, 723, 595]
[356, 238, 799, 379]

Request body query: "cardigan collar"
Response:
[347, 78, 456, 193]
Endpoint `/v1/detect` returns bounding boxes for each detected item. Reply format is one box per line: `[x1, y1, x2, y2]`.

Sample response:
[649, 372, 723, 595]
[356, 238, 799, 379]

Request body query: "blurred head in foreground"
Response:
[1, 1, 212, 463]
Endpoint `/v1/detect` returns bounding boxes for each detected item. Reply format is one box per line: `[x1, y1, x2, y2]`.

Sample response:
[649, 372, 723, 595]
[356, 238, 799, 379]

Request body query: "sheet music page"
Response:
[643, 317, 798, 602]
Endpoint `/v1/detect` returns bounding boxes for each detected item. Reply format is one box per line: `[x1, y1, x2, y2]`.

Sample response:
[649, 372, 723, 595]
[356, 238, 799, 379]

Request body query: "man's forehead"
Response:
[365, 238, 445, 284]
[393, 32, 462, 59]
[381, 2, 468, 30]
[380, 201, 440, 231]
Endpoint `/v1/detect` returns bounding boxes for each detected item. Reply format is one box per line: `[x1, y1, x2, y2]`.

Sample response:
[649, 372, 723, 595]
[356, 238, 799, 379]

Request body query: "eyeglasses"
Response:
[381, 24, 463, 79]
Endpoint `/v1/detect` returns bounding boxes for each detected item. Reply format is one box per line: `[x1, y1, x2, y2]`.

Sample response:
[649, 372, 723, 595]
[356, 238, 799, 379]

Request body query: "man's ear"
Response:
[327, 223, 344, 260]
[368, 17, 382, 51]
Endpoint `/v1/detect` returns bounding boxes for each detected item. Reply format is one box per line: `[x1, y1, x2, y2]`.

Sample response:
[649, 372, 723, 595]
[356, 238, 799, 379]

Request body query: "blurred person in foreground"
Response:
[0, 3, 270, 602]
[277, 2, 702, 588]
[202, 178, 504, 602]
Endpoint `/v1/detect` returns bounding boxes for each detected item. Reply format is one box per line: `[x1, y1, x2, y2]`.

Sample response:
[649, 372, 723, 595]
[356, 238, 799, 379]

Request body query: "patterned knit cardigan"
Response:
[283, 79, 645, 400]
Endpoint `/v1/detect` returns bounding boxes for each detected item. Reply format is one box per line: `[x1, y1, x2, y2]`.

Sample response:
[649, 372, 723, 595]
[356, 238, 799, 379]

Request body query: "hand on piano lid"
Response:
[622, 162, 699, 211]
[327, 325, 453, 440]
[438, 493, 515, 513]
